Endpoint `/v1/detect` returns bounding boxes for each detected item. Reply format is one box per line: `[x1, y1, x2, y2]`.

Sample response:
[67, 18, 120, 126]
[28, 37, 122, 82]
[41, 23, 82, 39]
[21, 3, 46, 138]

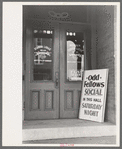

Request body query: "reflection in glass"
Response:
[67, 32, 84, 81]
[33, 30, 53, 81]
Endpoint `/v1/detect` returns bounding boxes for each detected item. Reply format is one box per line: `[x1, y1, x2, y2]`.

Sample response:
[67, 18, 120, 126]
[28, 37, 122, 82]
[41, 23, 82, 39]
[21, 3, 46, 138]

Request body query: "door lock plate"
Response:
[55, 72, 59, 88]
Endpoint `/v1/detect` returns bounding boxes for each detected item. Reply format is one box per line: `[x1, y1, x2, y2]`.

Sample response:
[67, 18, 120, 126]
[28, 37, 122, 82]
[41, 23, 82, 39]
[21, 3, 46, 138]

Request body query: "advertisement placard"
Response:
[79, 69, 109, 122]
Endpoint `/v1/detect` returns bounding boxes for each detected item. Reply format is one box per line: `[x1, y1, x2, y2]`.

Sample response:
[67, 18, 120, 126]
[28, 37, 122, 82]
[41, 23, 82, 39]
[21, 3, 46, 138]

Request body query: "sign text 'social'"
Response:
[84, 74, 104, 96]
[79, 69, 108, 122]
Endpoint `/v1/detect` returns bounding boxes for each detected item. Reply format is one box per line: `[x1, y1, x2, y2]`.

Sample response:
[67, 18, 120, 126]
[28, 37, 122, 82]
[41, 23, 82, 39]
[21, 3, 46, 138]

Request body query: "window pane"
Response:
[33, 30, 53, 81]
[67, 32, 84, 81]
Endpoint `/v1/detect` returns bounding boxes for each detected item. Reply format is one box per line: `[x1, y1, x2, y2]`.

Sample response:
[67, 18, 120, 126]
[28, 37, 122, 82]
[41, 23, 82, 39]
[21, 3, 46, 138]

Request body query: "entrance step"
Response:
[22, 119, 116, 141]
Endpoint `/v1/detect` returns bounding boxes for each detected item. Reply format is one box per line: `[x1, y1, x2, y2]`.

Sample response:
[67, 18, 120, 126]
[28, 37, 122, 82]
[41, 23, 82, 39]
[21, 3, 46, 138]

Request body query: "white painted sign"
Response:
[79, 69, 109, 122]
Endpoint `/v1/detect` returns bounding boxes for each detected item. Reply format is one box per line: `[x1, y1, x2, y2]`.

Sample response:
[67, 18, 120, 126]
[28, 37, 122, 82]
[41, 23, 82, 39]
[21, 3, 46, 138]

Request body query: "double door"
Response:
[24, 20, 91, 120]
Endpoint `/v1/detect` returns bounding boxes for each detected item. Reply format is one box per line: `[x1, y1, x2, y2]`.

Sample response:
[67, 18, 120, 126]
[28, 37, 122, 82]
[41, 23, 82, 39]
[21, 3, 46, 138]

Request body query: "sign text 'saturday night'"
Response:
[79, 69, 108, 122]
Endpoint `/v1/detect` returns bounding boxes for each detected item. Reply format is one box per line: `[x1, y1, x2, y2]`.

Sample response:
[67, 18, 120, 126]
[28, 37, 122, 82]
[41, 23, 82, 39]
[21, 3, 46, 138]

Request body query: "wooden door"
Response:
[24, 20, 91, 120]
[24, 20, 60, 120]
[59, 23, 91, 118]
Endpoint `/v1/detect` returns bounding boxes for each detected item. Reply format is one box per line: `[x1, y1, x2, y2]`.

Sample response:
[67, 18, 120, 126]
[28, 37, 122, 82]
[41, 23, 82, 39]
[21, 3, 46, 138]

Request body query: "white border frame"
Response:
[2, 2, 120, 146]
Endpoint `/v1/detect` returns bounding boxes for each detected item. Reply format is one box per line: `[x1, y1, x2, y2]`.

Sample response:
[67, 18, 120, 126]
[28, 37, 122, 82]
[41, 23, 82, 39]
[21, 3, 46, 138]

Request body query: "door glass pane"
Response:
[66, 31, 84, 81]
[33, 30, 53, 81]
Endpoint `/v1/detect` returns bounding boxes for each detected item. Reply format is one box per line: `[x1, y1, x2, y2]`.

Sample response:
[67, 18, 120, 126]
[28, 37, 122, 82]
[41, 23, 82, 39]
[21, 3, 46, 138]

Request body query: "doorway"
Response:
[24, 20, 91, 120]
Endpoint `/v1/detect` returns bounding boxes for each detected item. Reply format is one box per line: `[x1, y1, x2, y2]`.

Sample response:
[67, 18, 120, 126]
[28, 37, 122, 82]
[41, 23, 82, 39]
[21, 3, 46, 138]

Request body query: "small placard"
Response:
[79, 69, 109, 122]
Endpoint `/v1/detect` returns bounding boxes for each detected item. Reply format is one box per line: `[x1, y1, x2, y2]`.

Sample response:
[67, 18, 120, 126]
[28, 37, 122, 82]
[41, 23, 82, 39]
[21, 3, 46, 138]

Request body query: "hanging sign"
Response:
[79, 69, 109, 122]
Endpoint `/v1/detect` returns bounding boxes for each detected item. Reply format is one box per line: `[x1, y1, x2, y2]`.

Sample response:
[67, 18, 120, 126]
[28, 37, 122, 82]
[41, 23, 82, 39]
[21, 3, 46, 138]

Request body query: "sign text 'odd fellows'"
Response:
[79, 69, 109, 122]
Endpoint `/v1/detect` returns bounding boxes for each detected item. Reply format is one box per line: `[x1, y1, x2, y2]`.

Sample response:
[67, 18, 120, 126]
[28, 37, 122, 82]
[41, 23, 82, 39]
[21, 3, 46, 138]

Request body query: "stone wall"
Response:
[95, 6, 116, 124]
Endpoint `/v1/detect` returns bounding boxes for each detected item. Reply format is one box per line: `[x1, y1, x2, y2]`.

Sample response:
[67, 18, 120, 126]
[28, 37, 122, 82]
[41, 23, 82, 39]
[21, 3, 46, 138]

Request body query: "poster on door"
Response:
[79, 69, 109, 122]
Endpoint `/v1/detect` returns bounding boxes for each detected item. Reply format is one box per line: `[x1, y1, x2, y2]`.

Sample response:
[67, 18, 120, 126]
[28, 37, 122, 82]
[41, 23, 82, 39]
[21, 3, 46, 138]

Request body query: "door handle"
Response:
[56, 78, 58, 87]
[55, 72, 59, 88]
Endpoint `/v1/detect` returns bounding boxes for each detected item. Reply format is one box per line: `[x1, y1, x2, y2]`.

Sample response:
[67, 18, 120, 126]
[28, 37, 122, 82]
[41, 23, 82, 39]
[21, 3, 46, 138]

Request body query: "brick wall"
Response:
[95, 6, 116, 124]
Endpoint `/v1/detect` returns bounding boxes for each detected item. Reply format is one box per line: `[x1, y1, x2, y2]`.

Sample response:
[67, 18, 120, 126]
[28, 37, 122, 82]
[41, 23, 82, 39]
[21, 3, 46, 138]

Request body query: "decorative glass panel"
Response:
[66, 31, 84, 81]
[66, 91, 73, 109]
[31, 91, 39, 110]
[33, 30, 53, 81]
[45, 91, 53, 109]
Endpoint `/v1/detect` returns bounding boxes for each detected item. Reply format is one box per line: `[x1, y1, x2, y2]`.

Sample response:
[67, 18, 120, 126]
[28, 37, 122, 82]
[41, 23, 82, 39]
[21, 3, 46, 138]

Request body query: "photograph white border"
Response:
[2, 2, 120, 146]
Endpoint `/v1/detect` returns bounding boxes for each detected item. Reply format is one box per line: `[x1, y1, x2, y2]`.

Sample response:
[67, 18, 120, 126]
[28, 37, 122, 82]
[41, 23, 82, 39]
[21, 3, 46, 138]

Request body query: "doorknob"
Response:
[55, 72, 59, 88]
